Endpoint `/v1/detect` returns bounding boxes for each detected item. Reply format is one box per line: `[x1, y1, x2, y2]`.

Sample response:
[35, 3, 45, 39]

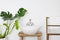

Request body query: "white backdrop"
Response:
[0, 0, 60, 40]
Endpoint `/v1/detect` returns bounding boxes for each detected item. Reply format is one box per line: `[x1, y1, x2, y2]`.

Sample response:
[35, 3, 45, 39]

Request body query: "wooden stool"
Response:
[19, 32, 42, 40]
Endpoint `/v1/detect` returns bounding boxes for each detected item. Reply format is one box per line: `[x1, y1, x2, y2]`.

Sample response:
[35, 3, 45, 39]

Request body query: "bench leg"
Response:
[38, 37, 40, 40]
[20, 37, 23, 40]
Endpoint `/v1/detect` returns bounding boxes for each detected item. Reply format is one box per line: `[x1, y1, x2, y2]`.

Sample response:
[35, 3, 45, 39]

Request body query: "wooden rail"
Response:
[19, 32, 42, 40]
[46, 17, 60, 40]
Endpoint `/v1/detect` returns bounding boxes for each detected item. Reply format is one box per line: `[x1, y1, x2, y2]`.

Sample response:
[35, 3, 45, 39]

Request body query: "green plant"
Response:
[0, 8, 27, 38]
[0, 19, 19, 38]
[14, 8, 27, 18]
[0, 11, 14, 21]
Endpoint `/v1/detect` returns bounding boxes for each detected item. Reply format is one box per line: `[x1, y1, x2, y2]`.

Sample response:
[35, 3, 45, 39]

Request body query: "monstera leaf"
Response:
[14, 8, 27, 18]
[0, 11, 13, 20]
[18, 8, 27, 17]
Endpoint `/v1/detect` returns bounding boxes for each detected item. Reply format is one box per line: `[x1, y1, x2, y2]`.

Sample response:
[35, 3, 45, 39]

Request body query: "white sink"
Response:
[21, 26, 40, 34]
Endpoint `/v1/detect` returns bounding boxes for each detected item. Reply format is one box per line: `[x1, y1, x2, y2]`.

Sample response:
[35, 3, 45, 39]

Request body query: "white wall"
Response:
[0, 0, 60, 40]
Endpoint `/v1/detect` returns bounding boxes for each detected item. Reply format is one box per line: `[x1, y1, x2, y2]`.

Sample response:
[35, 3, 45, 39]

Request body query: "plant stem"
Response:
[9, 24, 15, 34]
[3, 28, 8, 38]
[6, 20, 12, 35]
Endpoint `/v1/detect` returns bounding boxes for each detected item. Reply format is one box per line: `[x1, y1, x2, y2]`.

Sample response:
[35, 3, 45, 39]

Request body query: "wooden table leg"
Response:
[38, 37, 40, 40]
[20, 37, 23, 40]
[47, 35, 49, 40]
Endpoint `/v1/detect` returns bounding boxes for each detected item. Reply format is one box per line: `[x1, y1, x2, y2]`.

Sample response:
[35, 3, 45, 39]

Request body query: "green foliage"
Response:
[0, 11, 13, 21]
[0, 8, 27, 20]
[3, 23, 9, 38]
[0, 8, 27, 38]
[14, 8, 27, 18]
[10, 19, 19, 34]
[0, 20, 19, 38]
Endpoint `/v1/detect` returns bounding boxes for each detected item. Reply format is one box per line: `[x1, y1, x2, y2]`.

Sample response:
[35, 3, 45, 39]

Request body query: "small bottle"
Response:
[26, 19, 34, 26]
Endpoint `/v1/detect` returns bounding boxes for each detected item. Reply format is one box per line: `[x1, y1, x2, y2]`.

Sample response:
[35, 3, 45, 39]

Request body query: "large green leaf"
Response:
[14, 8, 27, 18]
[0, 11, 13, 20]
[18, 8, 27, 17]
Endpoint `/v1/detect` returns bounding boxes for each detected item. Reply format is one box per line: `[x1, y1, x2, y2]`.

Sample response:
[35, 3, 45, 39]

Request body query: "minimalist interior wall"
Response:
[0, 0, 60, 40]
